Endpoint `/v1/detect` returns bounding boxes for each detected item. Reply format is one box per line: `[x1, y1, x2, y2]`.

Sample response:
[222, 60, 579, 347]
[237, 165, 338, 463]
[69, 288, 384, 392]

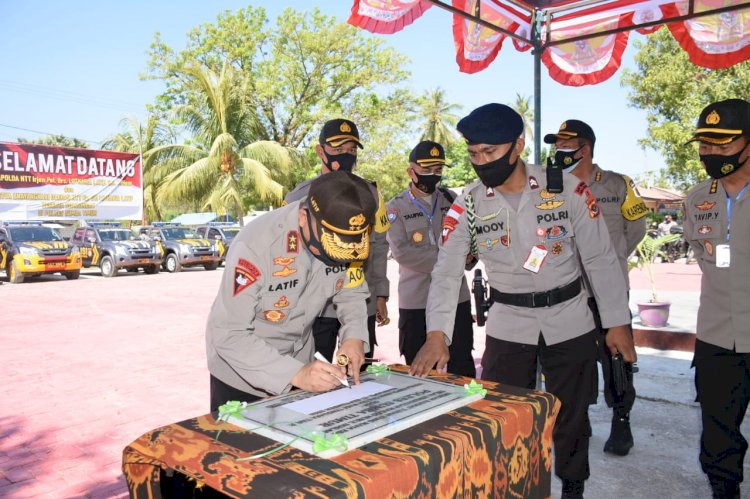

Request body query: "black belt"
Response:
[490, 278, 582, 308]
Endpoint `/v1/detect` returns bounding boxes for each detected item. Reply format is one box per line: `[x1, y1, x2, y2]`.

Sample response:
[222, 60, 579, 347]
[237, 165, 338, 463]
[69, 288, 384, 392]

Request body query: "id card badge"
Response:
[523, 244, 548, 273]
[716, 244, 730, 268]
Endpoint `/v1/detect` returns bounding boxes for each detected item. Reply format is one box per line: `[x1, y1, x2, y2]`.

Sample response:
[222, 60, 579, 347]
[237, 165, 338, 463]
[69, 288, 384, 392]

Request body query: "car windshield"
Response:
[99, 229, 137, 242]
[223, 228, 240, 240]
[9, 226, 63, 242]
[161, 227, 198, 239]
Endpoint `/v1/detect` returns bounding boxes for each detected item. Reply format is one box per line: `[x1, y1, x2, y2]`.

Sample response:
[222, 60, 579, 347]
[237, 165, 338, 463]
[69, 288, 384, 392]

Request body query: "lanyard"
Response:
[725, 182, 750, 242]
[407, 189, 439, 245]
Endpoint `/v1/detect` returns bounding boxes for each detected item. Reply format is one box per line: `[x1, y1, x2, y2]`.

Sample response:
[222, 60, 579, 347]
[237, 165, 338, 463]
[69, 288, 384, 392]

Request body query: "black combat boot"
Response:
[603, 411, 633, 456]
[708, 475, 740, 498]
[561, 478, 584, 499]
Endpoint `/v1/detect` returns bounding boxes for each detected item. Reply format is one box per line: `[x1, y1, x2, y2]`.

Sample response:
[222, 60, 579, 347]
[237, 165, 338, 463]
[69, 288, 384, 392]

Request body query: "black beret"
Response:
[409, 140, 448, 167]
[544, 119, 596, 145]
[307, 171, 376, 261]
[690, 99, 750, 145]
[319, 119, 363, 149]
[456, 103, 524, 145]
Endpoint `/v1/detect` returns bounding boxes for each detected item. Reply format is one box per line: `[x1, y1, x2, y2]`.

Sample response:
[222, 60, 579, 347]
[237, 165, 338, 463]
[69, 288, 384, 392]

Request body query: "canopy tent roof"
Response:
[349, 0, 750, 86]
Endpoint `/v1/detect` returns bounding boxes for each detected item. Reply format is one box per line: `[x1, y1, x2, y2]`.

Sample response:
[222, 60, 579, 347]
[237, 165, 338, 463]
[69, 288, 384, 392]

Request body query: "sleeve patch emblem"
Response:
[234, 258, 261, 296]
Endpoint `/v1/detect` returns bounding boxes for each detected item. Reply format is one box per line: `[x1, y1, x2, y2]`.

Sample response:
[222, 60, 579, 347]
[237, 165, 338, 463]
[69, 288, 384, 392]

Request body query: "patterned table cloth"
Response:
[122, 368, 559, 498]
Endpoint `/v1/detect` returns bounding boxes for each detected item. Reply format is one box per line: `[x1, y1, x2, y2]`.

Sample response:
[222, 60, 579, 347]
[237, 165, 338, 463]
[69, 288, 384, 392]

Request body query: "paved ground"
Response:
[1, 259, 747, 498]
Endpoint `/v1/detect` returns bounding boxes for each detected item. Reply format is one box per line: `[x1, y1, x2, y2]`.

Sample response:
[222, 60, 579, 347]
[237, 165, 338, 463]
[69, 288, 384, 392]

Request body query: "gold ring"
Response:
[336, 354, 350, 366]
[381, 317, 390, 326]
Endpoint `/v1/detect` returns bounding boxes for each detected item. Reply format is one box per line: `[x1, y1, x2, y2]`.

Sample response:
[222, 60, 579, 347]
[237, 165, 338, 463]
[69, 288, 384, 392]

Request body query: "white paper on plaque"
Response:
[282, 381, 392, 415]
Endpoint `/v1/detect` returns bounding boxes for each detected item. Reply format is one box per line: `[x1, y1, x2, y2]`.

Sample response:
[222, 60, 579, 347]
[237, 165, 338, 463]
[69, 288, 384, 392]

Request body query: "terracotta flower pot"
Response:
[637, 302, 671, 328]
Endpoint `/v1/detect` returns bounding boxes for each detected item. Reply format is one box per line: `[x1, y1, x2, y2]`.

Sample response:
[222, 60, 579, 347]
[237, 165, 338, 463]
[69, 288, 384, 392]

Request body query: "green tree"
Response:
[622, 29, 750, 191]
[149, 63, 293, 225]
[101, 114, 178, 223]
[510, 93, 535, 161]
[144, 6, 416, 193]
[442, 141, 476, 189]
[416, 88, 461, 145]
[18, 135, 88, 148]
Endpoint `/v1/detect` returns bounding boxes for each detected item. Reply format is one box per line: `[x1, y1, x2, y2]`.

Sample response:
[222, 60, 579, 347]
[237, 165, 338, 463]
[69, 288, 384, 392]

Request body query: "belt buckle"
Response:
[532, 291, 550, 308]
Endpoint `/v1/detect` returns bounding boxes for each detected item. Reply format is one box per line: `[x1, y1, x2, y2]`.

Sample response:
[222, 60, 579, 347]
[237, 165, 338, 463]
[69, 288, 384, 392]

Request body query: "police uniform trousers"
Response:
[589, 298, 636, 412]
[482, 329, 598, 481]
[398, 300, 476, 378]
[694, 339, 750, 484]
[313, 315, 377, 363]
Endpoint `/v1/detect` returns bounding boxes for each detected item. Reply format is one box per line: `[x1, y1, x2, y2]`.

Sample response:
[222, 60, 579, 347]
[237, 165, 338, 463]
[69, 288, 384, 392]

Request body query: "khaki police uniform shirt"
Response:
[426, 163, 631, 345]
[586, 165, 648, 286]
[284, 176, 390, 317]
[386, 187, 470, 309]
[205, 202, 370, 398]
[684, 178, 750, 352]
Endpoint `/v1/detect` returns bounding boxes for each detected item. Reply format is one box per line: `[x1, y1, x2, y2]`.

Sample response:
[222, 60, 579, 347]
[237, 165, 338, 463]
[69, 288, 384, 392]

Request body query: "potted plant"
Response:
[629, 232, 682, 327]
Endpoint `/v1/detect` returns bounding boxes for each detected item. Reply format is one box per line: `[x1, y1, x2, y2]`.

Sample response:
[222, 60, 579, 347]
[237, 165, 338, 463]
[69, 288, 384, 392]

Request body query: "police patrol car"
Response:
[136, 222, 221, 272]
[69, 222, 162, 277]
[194, 222, 241, 264]
[0, 221, 82, 284]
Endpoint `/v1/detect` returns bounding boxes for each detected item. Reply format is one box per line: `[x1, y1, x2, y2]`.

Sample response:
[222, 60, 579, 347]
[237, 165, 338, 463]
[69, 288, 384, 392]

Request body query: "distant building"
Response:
[637, 186, 684, 218]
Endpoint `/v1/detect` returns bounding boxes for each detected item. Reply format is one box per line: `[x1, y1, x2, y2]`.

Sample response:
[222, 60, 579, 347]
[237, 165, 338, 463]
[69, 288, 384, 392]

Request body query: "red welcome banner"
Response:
[0, 142, 143, 221]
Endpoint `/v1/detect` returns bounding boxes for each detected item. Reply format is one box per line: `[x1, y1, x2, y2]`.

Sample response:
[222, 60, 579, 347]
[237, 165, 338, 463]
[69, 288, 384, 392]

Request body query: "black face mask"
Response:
[302, 211, 340, 267]
[323, 151, 357, 173]
[471, 141, 517, 188]
[700, 148, 748, 179]
[413, 173, 442, 194]
[554, 146, 583, 171]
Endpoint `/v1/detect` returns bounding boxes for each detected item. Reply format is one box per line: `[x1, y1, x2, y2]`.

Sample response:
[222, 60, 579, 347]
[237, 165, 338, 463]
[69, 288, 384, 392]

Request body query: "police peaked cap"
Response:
[409, 140, 450, 167]
[307, 171, 376, 244]
[456, 103, 524, 145]
[544, 119, 596, 145]
[319, 118, 364, 149]
[690, 99, 750, 145]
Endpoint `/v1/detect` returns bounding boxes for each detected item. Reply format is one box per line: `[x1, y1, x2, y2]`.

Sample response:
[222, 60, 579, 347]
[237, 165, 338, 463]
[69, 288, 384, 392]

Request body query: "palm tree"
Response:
[417, 88, 462, 145]
[101, 114, 177, 223]
[511, 93, 535, 159]
[150, 62, 293, 226]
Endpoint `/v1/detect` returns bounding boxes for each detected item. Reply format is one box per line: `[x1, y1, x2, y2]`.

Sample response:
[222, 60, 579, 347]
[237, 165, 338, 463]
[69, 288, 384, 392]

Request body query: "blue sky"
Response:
[1, 1, 665, 181]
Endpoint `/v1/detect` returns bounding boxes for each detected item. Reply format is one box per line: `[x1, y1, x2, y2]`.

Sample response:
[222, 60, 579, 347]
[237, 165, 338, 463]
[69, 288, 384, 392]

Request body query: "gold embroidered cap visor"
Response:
[689, 99, 750, 145]
[306, 171, 377, 262]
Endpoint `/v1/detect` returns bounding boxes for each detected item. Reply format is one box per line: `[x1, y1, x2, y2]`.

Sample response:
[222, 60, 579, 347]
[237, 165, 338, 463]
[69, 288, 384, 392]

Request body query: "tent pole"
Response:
[533, 11, 542, 165]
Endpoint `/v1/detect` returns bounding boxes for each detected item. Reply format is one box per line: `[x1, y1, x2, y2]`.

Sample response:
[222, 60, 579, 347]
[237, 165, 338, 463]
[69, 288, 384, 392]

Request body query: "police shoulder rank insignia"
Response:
[286, 230, 299, 253]
[529, 176, 539, 190]
[387, 209, 398, 223]
[234, 258, 261, 296]
[344, 261, 365, 288]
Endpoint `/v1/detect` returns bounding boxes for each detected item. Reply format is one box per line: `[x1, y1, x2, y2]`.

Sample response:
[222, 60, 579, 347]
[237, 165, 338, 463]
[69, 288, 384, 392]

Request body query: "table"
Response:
[122, 367, 560, 498]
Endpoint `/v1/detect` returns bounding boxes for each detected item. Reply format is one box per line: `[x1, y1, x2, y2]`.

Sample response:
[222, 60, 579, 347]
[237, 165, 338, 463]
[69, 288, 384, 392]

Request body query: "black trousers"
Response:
[481, 330, 598, 481]
[588, 298, 636, 413]
[398, 300, 476, 377]
[694, 339, 750, 483]
[312, 314, 377, 363]
[210, 375, 262, 413]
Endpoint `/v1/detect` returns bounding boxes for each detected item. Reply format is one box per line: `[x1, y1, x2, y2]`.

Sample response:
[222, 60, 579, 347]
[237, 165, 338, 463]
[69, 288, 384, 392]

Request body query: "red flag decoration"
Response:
[349, 0, 750, 86]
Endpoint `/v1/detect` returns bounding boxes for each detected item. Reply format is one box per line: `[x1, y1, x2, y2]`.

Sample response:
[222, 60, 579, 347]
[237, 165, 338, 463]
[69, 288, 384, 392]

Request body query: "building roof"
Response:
[637, 186, 684, 202]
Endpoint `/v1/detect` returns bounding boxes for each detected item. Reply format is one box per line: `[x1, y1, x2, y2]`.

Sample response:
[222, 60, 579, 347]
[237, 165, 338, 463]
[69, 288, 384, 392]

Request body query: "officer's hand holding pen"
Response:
[291, 357, 348, 393]
[606, 325, 637, 364]
[409, 331, 450, 377]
